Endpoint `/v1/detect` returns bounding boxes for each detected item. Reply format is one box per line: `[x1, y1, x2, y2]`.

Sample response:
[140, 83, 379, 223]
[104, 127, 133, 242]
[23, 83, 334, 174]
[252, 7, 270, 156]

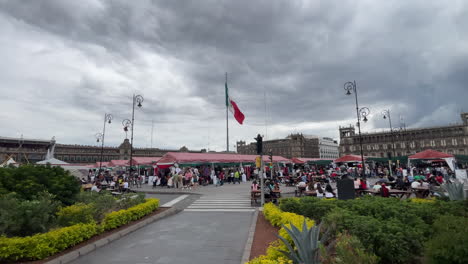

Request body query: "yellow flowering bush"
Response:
[246, 203, 314, 264]
[0, 222, 99, 261]
[0, 198, 160, 261]
[409, 198, 436, 204]
[101, 198, 159, 230]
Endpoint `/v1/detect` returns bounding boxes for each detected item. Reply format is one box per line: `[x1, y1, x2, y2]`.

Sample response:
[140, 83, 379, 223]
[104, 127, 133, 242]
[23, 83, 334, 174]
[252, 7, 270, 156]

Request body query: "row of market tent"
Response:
[333, 149, 466, 171]
[2, 149, 466, 170]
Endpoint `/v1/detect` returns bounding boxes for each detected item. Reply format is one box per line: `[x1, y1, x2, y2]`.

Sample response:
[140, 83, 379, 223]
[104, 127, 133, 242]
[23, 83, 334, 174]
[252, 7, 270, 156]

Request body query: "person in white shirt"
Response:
[123, 181, 129, 192]
[91, 184, 100, 192]
[411, 180, 421, 189]
[324, 184, 335, 198]
[373, 182, 382, 191]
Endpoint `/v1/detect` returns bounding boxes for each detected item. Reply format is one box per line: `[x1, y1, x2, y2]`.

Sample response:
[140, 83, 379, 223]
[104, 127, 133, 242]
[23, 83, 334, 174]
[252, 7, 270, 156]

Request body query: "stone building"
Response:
[236, 133, 339, 159]
[339, 113, 468, 158]
[0, 137, 204, 164]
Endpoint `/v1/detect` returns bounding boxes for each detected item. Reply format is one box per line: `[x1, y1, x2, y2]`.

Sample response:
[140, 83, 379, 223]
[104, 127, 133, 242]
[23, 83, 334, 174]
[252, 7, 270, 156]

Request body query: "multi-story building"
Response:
[339, 113, 468, 158]
[0, 137, 204, 164]
[319, 137, 340, 159]
[236, 133, 339, 159]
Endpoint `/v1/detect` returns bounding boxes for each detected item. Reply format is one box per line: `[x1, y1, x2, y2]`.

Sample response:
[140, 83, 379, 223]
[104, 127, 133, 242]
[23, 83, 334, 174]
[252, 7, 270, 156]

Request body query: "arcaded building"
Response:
[0, 137, 203, 164]
[339, 113, 468, 158]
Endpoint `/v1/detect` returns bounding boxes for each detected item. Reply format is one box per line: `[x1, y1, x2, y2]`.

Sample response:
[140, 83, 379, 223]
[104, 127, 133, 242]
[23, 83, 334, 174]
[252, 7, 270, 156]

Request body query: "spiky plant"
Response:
[276, 220, 322, 264]
[444, 181, 465, 201]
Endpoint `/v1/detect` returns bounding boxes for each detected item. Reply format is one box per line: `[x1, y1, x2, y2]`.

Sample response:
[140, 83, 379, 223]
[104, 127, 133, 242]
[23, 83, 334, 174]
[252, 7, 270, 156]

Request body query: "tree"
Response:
[0, 165, 81, 205]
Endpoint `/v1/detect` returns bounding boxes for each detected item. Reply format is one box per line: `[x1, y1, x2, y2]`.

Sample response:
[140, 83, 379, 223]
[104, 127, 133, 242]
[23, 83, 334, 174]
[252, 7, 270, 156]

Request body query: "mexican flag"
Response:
[225, 81, 245, 125]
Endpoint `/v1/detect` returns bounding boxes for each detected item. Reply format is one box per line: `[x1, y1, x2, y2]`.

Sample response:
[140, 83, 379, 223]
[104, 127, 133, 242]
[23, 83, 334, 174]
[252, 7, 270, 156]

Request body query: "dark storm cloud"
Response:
[0, 0, 467, 149]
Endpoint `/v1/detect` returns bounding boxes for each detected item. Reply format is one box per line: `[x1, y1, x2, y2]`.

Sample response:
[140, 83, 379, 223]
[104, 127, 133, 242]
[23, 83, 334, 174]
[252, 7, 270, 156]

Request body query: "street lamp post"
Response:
[344, 81, 370, 178]
[97, 113, 113, 173]
[382, 110, 397, 174]
[123, 94, 144, 176]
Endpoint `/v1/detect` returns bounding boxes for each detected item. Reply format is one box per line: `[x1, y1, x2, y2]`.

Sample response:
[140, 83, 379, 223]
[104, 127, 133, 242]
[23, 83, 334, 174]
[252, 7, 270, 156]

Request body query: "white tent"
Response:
[1, 157, 17, 167]
[36, 158, 69, 165]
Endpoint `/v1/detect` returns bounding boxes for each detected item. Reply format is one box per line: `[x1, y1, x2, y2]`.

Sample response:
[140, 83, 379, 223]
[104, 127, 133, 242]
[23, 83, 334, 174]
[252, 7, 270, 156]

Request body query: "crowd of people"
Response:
[80, 161, 455, 200]
[81, 169, 138, 193]
[151, 165, 249, 190]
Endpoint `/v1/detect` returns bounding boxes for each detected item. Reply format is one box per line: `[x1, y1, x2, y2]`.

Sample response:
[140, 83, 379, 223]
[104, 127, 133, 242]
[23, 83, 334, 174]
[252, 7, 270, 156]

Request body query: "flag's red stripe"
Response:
[229, 99, 245, 125]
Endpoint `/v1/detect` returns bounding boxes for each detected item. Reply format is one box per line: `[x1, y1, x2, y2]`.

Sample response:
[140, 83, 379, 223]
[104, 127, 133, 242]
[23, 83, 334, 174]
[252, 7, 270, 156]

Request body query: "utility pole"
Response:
[151, 119, 154, 148]
[255, 134, 264, 206]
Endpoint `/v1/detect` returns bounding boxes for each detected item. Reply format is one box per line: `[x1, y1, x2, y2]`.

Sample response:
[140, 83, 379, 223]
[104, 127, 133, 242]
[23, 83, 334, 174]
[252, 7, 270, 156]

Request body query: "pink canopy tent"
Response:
[108, 159, 129, 167]
[334, 154, 364, 163]
[409, 149, 456, 171]
[94, 161, 110, 168]
[292, 157, 332, 164]
[157, 152, 290, 165]
[131, 157, 161, 166]
[409, 149, 454, 159]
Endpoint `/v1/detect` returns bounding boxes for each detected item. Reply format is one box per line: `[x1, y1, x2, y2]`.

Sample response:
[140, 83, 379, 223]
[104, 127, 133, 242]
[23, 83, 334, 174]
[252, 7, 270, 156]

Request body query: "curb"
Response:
[45, 206, 183, 264]
[241, 208, 259, 264]
[136, 190, 200, 195]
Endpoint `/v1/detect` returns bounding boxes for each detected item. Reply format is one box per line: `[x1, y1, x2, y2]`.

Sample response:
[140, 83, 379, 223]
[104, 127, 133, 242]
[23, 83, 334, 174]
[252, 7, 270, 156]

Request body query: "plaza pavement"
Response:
[71, 182, 261, 264]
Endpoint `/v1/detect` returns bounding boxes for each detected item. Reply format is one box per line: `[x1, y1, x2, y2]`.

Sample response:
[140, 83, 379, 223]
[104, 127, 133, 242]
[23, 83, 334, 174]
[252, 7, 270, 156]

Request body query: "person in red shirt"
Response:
[217, 171, 225, 186]
[359, 177, 367, 190]
[435, 175, 444, 184]
[381, 183, 390, 197]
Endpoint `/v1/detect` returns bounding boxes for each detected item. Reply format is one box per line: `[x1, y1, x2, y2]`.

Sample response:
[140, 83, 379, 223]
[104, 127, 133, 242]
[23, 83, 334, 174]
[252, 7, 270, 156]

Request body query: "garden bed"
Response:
[249, 212, 280, 260]
[23, 207, 169, 264]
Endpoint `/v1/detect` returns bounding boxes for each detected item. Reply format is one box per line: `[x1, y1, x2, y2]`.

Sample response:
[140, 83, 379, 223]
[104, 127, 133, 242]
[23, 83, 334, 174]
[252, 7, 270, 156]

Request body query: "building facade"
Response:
[0, 137, 204, 164]
[236, 133, 339, 159]
[319, 137, 340, 159]
[339, 113, 468, 158]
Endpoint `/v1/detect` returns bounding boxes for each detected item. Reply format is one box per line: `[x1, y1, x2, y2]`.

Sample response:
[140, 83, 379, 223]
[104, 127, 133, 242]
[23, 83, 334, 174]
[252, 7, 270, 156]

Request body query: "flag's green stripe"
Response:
[225, 82, 229, 107]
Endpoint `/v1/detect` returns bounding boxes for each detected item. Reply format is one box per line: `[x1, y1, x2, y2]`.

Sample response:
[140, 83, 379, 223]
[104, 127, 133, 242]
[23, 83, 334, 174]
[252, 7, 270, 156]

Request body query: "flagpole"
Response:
[226, 72, 229, 152]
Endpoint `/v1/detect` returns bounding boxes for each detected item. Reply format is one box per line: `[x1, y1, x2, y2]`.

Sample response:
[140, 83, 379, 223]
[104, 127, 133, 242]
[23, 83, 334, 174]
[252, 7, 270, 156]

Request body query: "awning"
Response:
[334, 155, 364, 163]
[108, 159, 129, 167]
[408, 149, 454, 159]
[409, 149, 456, 171]
[156, 152, 291, 166]
[131, 157, 161, 166]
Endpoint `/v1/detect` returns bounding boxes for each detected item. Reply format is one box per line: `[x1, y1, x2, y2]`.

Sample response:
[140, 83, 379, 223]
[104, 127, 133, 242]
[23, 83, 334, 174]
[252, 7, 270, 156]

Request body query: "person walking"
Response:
[234, 170, 241, 184]
[217, 170, 224, 186]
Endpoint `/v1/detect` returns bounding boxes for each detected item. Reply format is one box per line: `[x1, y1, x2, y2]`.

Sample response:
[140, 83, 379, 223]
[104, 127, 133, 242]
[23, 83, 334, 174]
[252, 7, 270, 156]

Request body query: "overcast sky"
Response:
[1, 0, 467, 151]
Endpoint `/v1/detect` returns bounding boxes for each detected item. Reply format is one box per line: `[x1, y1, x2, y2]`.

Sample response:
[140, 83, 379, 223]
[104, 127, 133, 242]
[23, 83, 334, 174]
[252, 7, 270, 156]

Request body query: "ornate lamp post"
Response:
[123, 94, 144, 176]
[96, 114, 113, 173]
[344, 81, 370, 178]
[382, 110, 398, 175]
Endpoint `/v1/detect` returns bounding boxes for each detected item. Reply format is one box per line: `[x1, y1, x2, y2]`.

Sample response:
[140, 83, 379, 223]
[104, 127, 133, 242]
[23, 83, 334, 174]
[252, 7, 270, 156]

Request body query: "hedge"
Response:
[279, 196, 468, 264]
[0, 222, 99, 261]
[247, 203, 314, 264]
[101, 198, 160, 230]
[0, 198, 160, 262]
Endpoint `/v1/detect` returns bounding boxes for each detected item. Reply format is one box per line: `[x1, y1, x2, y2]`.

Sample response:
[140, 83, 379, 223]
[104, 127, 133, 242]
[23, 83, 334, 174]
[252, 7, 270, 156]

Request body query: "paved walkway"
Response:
[71, 182, 256, 264]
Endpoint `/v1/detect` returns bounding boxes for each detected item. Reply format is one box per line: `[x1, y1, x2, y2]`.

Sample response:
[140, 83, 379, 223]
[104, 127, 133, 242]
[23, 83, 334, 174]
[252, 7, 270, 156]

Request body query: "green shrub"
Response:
[0, 165, 81, 205]
[101, 198, 159, 230]
[323, 208, 427, 263]
[333, 232, 379, 264]
[57, 203, 95, 226]
[0, 192, 60, 237]
[425, 215, 468, 264]
[117, 192, 146, 210]
[279, 198, 301, 214]
[76, 191, 117, 221]
[0, 222, 99, 261]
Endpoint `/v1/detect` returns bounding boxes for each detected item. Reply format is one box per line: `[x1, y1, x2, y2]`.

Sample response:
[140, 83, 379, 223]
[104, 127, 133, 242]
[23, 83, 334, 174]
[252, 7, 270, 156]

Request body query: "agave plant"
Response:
[443, 181, 465, 201]
[276, 220, 322, 264]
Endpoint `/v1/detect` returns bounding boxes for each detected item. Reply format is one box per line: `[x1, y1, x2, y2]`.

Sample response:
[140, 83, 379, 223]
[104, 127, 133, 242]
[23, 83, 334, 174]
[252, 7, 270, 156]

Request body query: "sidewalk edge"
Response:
[44, 206, 183, 264]
[241, 208, 259, 264]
